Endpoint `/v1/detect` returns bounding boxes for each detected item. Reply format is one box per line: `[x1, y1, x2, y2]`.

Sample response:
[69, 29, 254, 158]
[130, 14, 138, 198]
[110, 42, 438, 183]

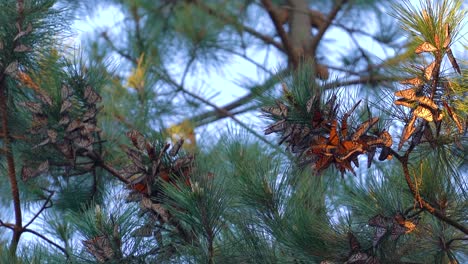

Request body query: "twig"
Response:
[190, 68, 289, 126]
[23, 190, 54, 229]
[322, 75, 398, 90]
[23, 228, 69, 258]
[261, 0, 298, 67]
[96, 159, 130, 185]
[218, 46, 275, 76]
[0, 220, 15, 230]
[101, 32, 137, 64]
[194, 0, 284, 52]
[161, 73, 293, 157]
[310, 0, 348, 54]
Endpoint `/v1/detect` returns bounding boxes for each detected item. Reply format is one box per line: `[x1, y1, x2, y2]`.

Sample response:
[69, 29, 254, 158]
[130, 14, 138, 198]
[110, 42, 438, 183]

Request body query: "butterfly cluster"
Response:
[21, 84, 103, 181]
[122, 130, 193, 199]
[368, 213, 419, 247]
[344, 232, 380, 264]
[394, 23, 465, 150]
[263, 84, 392, 176]
[82, 213, 121, 263]
[83, 234, 117, 263]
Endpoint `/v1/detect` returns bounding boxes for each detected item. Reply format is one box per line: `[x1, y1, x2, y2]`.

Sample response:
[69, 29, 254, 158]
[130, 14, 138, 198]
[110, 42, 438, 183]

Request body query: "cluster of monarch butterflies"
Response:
[82, 217, 121, 263]
[343, 232, 380, 264]
[395, 23, 465, 150]
[21, 84, 103, 181]
[122, 130, 197, 244]
[83, 235, 117, 263]
[1, 22, 34, 79]
[368, 213, 419, 247]
[263, 84, 392, 176]
[123, 130, 193, 199]
[324, 212, 418, 264]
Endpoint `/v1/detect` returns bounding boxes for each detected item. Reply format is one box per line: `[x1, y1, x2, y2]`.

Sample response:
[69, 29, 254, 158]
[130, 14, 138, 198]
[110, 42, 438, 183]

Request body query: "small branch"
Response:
[190, 68, 289, 126]
[23, 190, 54, 229]
[193, 0, 284, 52]
[322, 75, 398, 90]
[310, 0, 347, 54]
[261, 0, 298, 67]
[100, 162, 129, 184]
[218, 46, 275, 76]
[0, 220, 15, 230]
[130, 4, 144, 54]
[180, 53, 196, 88]
[162, 73, 292, 157]
[23, 228, 69, 258]
[101, 32, 137, 64]
[446, 237, 468, 247]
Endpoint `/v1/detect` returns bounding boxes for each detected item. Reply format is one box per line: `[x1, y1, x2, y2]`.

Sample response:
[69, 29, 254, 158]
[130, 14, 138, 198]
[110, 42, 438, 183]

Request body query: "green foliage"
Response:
[0, 0, 466, 263]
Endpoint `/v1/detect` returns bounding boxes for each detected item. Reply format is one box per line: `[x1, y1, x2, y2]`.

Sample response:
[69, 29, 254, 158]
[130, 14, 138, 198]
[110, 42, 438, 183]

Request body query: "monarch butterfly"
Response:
[83, 235, 114, 262]
[416, 96, 437, 110]
[443, 100, 463, 132]
[398, 115, 416, 150]
[61, 84, 73, 100]
[394, 88, 416, 100]
[20, 101, 42, 114]
[130, 183, 148, 194]
[126, 130, 146, 150]
[424, 61, 436, 80]
[84, 86, 102, 104]
[415, 41, 437, 54]
[414, 105, 434, 122]
[60, 99, 73, 114]
[400, 77, 424, 86]
[169, 138, 184, 156]
[443, 23, 451, 49]
[351, 117, 379, 141]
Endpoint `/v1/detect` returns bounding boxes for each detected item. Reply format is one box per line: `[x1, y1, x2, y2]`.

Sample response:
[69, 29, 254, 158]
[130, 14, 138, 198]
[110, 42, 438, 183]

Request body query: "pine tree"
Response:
[0, 0, 466, 263]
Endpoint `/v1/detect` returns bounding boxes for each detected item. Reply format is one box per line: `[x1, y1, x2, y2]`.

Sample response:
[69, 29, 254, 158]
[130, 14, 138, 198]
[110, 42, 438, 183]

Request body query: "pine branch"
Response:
[0, 76, 22, 254]
[397, 154, 468, 235]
